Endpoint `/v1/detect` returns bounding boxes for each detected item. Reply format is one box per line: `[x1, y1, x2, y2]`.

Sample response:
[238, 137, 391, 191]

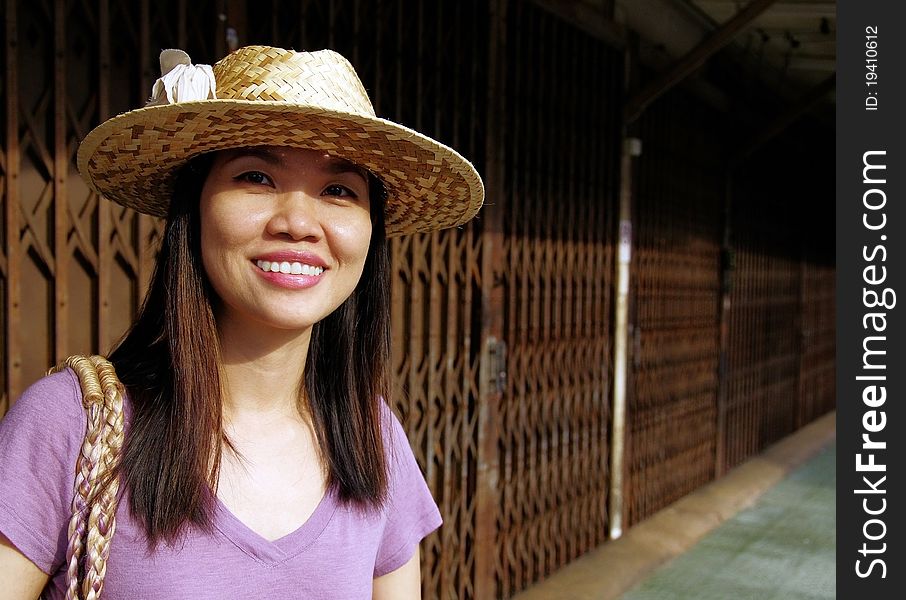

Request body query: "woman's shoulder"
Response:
[376, 400, 432, 500]
[370, 399, 442, 577]
[378, 400, 410, 463]
[0, 368, 90, 576]
[2, 368, 84, 430]
[0, 368, 88, 468]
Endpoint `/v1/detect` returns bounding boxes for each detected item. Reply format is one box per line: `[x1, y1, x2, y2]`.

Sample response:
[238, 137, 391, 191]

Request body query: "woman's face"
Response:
[199, 146, 372, 333]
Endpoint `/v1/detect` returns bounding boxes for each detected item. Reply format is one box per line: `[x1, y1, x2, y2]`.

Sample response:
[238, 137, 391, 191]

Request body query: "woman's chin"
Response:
[215, 307, 325, 339]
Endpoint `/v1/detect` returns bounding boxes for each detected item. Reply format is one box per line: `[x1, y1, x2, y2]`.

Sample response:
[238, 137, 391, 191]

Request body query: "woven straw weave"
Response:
[77, 46, 484, 237]
[49, 356, 126, 600]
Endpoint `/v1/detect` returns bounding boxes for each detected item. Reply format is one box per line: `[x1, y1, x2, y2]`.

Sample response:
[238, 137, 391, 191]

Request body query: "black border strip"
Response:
[837, 1, 905, 596]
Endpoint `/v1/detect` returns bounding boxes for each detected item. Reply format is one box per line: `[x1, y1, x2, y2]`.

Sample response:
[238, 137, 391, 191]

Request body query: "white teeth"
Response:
[255, 260, 324, 276]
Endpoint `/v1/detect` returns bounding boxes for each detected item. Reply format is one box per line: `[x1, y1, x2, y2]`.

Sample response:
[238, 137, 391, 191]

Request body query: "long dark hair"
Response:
[109, 154, 392, 545]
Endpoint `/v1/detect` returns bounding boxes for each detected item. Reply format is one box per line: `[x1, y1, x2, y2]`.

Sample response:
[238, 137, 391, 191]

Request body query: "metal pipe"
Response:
[609, 136, 640, 539]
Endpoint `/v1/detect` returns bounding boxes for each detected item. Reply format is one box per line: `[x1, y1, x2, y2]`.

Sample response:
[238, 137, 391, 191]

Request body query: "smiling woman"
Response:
[0, 46, 483, 600]
[200, 147, 373, 333]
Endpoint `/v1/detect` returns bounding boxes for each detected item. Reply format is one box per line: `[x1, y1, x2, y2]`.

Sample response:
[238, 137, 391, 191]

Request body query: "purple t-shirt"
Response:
[0, 369, 441, 599]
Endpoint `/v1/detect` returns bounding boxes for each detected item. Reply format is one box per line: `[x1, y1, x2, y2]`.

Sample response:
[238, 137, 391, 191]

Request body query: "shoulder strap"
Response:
[49, 355, 126, 600]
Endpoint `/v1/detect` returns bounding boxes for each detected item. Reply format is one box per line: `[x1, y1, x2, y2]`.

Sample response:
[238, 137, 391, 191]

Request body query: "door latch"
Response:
[487, 336, 507, 394]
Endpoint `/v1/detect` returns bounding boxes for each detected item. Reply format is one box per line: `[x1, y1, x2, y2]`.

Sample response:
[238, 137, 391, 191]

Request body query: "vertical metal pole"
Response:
[609, 32, 639, 541]
[715, 168, 733, 477]
[98, 0, 111, 352]
[138, 0, 155, 302]
[53, 0, 68, 362]
[608, 136, 636, 540]
[475, 0, 506, 596]
[4, 0, 22, 404]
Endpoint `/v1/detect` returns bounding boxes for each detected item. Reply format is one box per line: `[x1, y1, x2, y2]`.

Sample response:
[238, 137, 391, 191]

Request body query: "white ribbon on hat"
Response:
[146, 49, 217, 106]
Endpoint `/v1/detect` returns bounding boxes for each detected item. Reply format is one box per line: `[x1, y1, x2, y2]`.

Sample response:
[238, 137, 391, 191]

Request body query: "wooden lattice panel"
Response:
[626, 93, 722, 526]
[495, 2, 621, 596]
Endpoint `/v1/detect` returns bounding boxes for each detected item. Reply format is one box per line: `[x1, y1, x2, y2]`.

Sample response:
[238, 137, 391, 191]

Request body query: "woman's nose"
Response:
[264, 191, 323, 241]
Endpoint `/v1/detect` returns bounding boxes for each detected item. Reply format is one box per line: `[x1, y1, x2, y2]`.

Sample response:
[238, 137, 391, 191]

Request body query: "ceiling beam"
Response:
[624, 0, 779, 123]
[530, 0, 626, 49]
[733, 72, 836, 164]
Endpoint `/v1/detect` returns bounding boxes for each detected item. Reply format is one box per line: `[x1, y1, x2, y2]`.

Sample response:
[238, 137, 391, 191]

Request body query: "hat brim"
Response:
[77, 101, 484, 237]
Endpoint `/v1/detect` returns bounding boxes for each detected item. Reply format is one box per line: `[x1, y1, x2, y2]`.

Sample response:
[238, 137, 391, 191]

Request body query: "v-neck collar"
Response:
[211, 486, 339, 566]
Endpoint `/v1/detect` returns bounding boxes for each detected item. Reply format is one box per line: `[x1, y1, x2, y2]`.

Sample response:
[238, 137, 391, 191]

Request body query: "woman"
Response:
[0, 46, 483, 599]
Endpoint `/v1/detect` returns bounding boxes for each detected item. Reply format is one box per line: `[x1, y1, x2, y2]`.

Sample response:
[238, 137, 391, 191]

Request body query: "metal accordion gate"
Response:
[1, 1, 835, 598]
[626, 92, 723, 526]
[719, 144, 836, 473]
[494, 1, 622, 596]
[1, 1, 622, 598]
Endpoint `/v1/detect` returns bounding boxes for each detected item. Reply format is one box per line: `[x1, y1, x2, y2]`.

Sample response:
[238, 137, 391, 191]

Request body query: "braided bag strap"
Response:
[49, 356, 126, 600]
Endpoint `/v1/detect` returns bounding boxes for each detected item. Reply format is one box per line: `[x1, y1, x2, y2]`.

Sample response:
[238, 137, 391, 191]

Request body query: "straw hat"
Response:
[77, 46, 484, 237]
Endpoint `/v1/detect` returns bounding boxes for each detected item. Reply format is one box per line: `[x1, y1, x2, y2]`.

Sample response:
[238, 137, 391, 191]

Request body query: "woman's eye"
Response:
[237, 171, 273, 186]
[323, 184, 357, 198]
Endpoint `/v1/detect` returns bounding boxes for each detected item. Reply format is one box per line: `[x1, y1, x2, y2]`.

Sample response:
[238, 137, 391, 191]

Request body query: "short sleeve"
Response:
[0, 369, 85, 574]
[373, 409, 442, 577]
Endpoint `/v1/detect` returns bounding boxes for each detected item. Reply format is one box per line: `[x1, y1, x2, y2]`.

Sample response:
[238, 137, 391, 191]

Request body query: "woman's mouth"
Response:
[255, 259, 325, 276]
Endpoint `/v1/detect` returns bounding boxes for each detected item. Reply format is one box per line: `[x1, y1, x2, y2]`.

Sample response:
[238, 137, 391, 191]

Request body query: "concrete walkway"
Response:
[513, 412, 836, 600]
[623, 439, 835, 599]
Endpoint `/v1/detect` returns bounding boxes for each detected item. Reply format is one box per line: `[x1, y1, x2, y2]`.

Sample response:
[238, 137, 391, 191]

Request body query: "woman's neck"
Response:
[216, 313, 313, 422]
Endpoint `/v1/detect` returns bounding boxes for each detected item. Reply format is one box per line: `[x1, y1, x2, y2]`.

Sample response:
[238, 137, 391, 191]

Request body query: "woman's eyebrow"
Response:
[325, 159, 369, 181]
[327, 158, 368, 175]
[221, 147, 284, 166]
[222, 149, 367, 180]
